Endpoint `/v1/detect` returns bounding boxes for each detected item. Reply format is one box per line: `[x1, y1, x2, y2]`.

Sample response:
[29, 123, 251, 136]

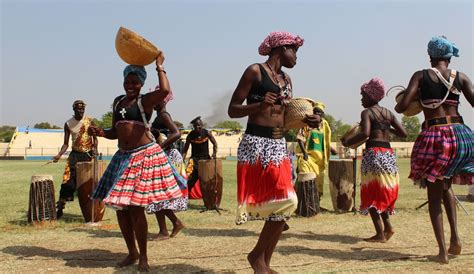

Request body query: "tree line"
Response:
[0, 112, 420, 143]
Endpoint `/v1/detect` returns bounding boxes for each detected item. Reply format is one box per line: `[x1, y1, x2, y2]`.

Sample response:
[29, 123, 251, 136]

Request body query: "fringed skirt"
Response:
[409, 123, 474, 186]
[236, 134, 297, 225]
[92, 142, 185, 212]
[360, 146, 399, 215]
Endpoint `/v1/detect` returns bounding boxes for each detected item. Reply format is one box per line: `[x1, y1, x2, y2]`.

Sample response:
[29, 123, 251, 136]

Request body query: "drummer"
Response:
[341, 77, 407, 243]
[52, 100, 97, 219]
[182, 116, 218, 193]
[296, 102, 336, 197]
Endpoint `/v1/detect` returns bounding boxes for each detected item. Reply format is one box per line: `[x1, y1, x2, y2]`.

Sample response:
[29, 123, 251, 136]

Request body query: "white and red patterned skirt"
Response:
[236, 133, 297, 224]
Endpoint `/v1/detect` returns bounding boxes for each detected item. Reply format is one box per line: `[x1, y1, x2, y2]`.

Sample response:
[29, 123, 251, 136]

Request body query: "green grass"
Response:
[0, 159, 473, 273]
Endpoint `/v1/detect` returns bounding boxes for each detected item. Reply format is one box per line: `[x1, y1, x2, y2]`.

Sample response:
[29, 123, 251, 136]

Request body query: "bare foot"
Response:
[247, 252, 269, 274]
[117, 253, 139, 268]
[155, 233, 170, 241]
[269, 268, 279, 274]
[363, 235, 387, 243]
[428, 254, 449, 264]
[170, 222, 185, 238]
[448, 242, 462, 255]
[282, 223, 289, 232]
[384, 231, 395, 241]
[137, 255, 150, 272]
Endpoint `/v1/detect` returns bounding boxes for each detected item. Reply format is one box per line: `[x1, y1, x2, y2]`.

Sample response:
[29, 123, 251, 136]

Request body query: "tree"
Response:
[214, 120, 242, 130]
[400, 116, 420, 142]
[34, 122, 61, 129]
[325, 113, 352, 142]
[0, 126, 15, 142]
[94, 111, 113, 128]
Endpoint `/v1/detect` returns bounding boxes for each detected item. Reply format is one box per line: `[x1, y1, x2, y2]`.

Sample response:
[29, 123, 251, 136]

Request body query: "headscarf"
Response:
[154, 85, 174, 104]
[427, 36, 459, 59]
[313, 101, 326, 112]
[72, 100, 86, 108]
[123, 65, 147, 84]
[258, 31, 304, 56]
[361, 77, 385, 103]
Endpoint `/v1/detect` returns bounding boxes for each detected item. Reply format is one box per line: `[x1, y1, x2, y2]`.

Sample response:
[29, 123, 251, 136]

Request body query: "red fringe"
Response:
[360, 179, 399, 214]
[237, 159, 294, 205]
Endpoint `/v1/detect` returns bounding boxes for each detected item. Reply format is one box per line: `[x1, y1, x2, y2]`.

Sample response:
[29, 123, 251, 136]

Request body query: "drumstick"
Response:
[41, 161, 53, 167]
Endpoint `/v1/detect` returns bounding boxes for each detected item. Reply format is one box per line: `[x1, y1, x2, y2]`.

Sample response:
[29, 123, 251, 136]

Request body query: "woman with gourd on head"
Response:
[89, 54, 185, 271]
[395, 36, 474, 264]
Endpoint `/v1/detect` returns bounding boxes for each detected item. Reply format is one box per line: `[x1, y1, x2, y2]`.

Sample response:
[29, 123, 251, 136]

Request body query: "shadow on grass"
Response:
[277, 245, 414, 261]
[151, 263, 218, 273]
[183, 227, 258, 237]
[2, 246, 126, 268]
[70, 227, 123, 238]
[8, 212, 84, 226]
[282, 231, 361, 244]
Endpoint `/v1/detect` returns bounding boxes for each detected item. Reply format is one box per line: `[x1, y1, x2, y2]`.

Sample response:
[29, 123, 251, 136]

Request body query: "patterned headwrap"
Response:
[154, 85, 174, 104]
[313, 101, 326, 112]
[258, 31, 304, 56]
[72, 100, 86, 108]
[123, 65, 147, 84]
[427, 36, 459, 59]
[361, 77, 385, 103]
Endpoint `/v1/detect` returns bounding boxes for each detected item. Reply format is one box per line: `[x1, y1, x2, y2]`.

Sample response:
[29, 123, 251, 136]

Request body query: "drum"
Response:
[198, 159, 223, 210]
[76, 161, 107, 223]
[28, 175, 56, 224]
[341, 124, 367, 149]
[295, 172, 319, 217]
[328, 159, 354, 212]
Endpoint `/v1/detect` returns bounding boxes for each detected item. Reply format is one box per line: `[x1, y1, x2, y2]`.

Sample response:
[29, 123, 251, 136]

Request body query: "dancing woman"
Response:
[395, 36, 474, 263]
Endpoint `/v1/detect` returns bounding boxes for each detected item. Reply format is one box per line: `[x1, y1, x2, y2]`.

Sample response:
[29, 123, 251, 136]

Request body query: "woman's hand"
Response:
[156, 52, 165, 67]
[261, 92, 278, 108]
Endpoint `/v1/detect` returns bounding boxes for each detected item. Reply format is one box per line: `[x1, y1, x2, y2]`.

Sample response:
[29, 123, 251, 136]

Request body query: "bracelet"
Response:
[156, 69, 167, 74]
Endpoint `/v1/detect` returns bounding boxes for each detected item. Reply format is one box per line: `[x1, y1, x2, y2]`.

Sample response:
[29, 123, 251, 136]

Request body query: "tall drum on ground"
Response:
[28, 175, 56, 224]
[76, 161, 107, 223]
[295, 172, 320, 217]
[198, 159, 223, 210]
[328, 159, 354, 212]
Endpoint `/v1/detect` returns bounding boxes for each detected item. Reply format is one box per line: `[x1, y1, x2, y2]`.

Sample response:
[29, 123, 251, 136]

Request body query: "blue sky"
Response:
[1, 0, 473, 128]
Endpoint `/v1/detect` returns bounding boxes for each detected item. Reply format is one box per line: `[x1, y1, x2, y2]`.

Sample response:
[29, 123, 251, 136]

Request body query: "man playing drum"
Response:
[182, 116, 218, 194]
[52, 100, 97, 219]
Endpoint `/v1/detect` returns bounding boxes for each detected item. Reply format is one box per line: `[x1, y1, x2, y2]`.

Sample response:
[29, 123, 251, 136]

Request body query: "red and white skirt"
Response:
[360, 146, 399, 215]
[236, 134, 297, 224]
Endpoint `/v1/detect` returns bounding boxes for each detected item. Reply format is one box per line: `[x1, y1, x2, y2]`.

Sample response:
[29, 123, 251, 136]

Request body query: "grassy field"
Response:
[0, 159, 473, 273]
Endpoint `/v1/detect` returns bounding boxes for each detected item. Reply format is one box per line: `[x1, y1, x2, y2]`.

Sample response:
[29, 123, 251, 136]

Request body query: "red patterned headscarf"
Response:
[258, 31, 304, 56]
[361, 77, 385, 103]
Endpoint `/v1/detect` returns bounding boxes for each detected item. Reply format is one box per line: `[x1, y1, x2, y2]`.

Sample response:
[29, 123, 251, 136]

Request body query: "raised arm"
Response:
[228, 64, 263, 118]
[395, 71, 422, 113]
[459, 72, 474, 107]
[142, 53, 171, 112]
[53, 123, 70, 162]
